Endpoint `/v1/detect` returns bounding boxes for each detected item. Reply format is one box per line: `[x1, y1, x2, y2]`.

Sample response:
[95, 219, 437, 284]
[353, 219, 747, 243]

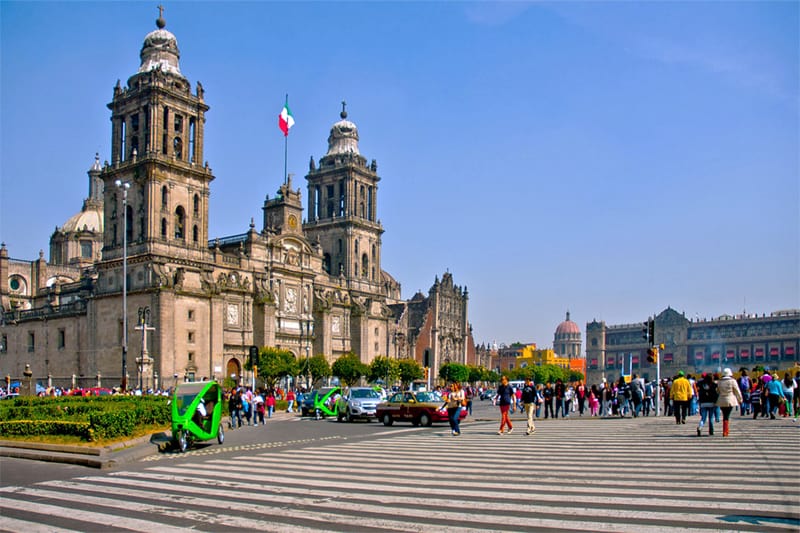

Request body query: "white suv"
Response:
[336, 387, 382, 422]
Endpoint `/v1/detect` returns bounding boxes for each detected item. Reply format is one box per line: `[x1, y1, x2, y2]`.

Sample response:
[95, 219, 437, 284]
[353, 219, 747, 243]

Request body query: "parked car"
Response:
[480, 389, 496, 401]
[335, 387, 382, 422]
[376, 390, 467, 427]
[301, 387, 341, 418]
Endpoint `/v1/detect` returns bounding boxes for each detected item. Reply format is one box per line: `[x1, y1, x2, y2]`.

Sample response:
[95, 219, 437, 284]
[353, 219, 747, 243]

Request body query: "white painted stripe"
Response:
[0, 516, 83, 533]
[0, 490, 187, 533]
[53, 472, 797, 531]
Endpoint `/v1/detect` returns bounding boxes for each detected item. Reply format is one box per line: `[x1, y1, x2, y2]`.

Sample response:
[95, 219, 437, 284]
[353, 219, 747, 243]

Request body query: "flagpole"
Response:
[284, 94, 289, 185]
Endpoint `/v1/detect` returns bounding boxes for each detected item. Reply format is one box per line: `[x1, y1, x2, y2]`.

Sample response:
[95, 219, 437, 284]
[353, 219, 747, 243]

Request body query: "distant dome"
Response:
[138, 20, 183, 76]
[555, 311, 580, 336]
[61, 207, 103, 234]
[326, 107, 360, 156]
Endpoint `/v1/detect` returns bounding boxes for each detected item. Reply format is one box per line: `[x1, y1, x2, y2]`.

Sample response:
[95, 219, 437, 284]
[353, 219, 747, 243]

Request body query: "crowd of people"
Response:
[483, 367, 799, 437]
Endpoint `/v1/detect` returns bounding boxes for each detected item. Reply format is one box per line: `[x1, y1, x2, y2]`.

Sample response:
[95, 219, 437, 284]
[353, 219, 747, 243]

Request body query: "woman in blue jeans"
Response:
[446, 383, 464, 436]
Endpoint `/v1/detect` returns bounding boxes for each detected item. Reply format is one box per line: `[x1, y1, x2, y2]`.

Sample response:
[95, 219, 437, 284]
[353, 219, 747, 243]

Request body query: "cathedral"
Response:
[0, 13, 475, 390]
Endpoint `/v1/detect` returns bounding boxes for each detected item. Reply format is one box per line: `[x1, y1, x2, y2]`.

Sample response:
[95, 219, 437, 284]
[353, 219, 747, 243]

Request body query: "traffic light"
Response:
[424, 367, 429, 380]
[248, 345, 259, 367]
[642, 318, 654, 345]
[646, 346, 658, 364]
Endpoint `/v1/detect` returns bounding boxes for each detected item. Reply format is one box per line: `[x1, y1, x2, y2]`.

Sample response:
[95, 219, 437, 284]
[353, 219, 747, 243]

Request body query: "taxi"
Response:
[376, 390, 467, 427]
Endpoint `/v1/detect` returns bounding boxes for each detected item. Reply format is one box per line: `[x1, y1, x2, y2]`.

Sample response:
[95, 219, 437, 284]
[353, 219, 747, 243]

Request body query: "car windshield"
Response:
[415, 391, 442, 403]
[351, 389, 380, 399]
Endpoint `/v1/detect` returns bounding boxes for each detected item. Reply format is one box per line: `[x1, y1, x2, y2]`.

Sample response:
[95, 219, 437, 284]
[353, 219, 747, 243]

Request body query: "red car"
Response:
[376, 390, 467, 427]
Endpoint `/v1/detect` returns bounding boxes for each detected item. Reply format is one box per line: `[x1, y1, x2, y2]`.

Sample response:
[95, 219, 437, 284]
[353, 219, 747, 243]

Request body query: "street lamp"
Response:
[115, 179, 130, 391]
[304, 319, 312, 389]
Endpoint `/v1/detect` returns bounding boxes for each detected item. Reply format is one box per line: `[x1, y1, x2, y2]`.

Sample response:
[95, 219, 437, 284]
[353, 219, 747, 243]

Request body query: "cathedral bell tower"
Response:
[304, 104, 383, 283]
[100, 9, 214, 263]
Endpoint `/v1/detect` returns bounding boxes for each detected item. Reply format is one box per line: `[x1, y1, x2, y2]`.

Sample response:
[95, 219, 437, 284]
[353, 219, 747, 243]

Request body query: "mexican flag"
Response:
[278, 101, 295, 136]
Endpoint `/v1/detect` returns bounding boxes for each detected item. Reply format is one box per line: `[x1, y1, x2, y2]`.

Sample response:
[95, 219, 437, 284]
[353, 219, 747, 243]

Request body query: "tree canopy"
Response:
[331, 353, 368, 387]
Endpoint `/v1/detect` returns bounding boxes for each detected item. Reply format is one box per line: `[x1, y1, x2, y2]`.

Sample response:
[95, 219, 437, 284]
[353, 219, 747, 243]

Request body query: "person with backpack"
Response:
[738, 369, 752, 416]
[696, 373, 719, 436]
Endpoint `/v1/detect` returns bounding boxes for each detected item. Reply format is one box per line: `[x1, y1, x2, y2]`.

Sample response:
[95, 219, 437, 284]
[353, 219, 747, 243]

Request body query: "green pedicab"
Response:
[171, 381, 224, 453]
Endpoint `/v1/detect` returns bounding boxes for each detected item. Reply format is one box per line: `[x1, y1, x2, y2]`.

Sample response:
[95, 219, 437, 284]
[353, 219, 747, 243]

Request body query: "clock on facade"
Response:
[226, 304, 238, 325]
[288, 214, 297, 229]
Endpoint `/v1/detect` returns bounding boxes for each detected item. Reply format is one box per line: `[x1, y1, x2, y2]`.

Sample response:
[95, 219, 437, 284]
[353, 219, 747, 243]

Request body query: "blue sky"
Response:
[1, 1, 798, 350]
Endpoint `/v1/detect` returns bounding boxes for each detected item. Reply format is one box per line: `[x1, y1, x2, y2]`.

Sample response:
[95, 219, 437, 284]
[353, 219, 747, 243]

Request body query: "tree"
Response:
[467, 365, 486, 384]
[297, 354, 331, 389]
[331, 353, 368, 387]
[396, 358, 423, 389]
[439, 362, 469, 383]
[368, 355, 399, 385]
[253, 347, 296, 389]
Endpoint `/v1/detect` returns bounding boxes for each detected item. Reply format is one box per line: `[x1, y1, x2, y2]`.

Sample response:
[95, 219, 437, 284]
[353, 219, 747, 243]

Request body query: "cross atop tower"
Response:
[340, 100, 347, 119]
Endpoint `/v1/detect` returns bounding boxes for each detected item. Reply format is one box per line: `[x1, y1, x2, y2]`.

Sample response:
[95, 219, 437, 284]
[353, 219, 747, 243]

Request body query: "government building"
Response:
[0, 13, 475, 390]
[585, 307, 800, 384]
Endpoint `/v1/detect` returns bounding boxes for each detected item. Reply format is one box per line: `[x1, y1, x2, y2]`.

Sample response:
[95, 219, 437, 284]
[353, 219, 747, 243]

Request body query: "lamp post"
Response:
[304, 319, 311, 389]
[115, 179, 130, 391]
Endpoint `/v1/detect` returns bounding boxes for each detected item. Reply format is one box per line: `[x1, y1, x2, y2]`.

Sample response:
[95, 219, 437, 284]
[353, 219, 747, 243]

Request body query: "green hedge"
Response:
[0, 396, 170, 441]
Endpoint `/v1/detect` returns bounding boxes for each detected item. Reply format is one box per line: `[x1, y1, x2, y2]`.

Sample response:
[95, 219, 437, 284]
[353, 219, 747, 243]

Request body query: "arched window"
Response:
[193, 194, 200, 215]
[174, 206, 185, 239]
[361, 253, 369, 278]
[323, 253, 331, 274]
[161, 186, 168, 210]
[192, 225, 199, 243]
[161, 218, 167, 238]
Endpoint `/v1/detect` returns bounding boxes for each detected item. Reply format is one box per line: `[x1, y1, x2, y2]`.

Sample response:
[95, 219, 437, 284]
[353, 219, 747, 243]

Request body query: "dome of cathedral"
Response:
[60, 207, 103, 234]
[555, 311, 580, 336]
[138, 17, 182, 77]
[326, 107, 360, 156]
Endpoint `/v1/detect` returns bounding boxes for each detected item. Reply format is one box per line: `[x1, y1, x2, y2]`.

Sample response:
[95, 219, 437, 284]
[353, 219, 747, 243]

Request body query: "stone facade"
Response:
[585, 307, 800, 385]
[0, 14, 473, 389]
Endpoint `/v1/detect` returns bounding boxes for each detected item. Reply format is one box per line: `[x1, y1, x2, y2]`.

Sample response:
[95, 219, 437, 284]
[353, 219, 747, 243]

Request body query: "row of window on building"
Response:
[590, 344, 797, 369]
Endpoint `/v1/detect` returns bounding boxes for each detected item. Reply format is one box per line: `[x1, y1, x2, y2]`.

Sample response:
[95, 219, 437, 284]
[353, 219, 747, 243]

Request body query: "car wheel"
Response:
[176, 430, 188, 453]
[217, 424, 225, 445]
[419, 413, 432, 427]
[382, 413, 393, 426]
[302, 408, 308, 417]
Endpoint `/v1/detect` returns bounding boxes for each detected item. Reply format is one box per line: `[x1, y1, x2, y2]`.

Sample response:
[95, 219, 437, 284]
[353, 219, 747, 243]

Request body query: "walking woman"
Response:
[494, 376, 515, 435]
[716, 368, 743, 437]
[446, 383, 465, 436]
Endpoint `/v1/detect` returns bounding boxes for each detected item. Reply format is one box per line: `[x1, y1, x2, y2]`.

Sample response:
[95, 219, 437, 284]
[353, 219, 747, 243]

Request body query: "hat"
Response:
[723, 368, 733, 378]
[677, 371, 685, 377]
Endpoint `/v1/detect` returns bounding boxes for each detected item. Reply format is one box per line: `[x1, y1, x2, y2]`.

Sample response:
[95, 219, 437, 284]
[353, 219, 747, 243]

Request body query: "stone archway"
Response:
[226, 358, 241, 384]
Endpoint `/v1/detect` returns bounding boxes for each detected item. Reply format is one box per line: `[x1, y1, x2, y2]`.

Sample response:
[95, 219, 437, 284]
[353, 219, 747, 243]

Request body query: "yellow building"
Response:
[516, 345, 570, 370]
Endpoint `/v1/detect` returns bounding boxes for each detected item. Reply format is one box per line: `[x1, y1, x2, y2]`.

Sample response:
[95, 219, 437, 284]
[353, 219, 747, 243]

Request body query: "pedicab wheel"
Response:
[382, 413, 393, 426]
[176, 430, 188, 453]
[217, 424, 225, 445]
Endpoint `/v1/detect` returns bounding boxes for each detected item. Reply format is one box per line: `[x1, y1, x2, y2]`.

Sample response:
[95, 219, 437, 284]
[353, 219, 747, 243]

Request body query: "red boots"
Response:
[722, 420, 729, 437]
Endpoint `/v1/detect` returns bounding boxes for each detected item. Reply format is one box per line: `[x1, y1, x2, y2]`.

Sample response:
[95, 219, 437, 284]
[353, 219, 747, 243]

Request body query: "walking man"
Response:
[670, 371, 692, 424]
[521, 377, 537, 435]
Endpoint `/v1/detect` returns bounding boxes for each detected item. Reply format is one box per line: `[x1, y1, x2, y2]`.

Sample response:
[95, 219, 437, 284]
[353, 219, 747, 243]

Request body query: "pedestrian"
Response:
[738, 369, 752, 416]
[464, 385, 474, 416]
[576, 381, 587, 416]
[716, 368, 743, 437]
[521, 377, 537, 435]
[670, 371, 691, 424]
[630, 374, 645, 417]
[445, 382, 465, 436]
[554, 379, 566, 418]
[535, 383, 545, 418]
[780, 372, 795, 419]
[589, 385, 600, 417]
[616, 377, 631, 418]
[494, 375, 515, 435]
[228, 388, 242, 429]
[750, 380, 762, 420]
[241, 392, 252, 426]
[286, 388, 296, 413]
[543, 382, 554, 419]
[696, 373, 719, 436]
[254, 391, 265, 425]
[265, 390, 276, 418]
[765, 373, 786, 419]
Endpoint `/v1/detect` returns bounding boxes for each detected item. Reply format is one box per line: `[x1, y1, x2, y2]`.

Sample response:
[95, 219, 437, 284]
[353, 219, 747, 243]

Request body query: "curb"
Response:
[0, 433, 162, 469]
